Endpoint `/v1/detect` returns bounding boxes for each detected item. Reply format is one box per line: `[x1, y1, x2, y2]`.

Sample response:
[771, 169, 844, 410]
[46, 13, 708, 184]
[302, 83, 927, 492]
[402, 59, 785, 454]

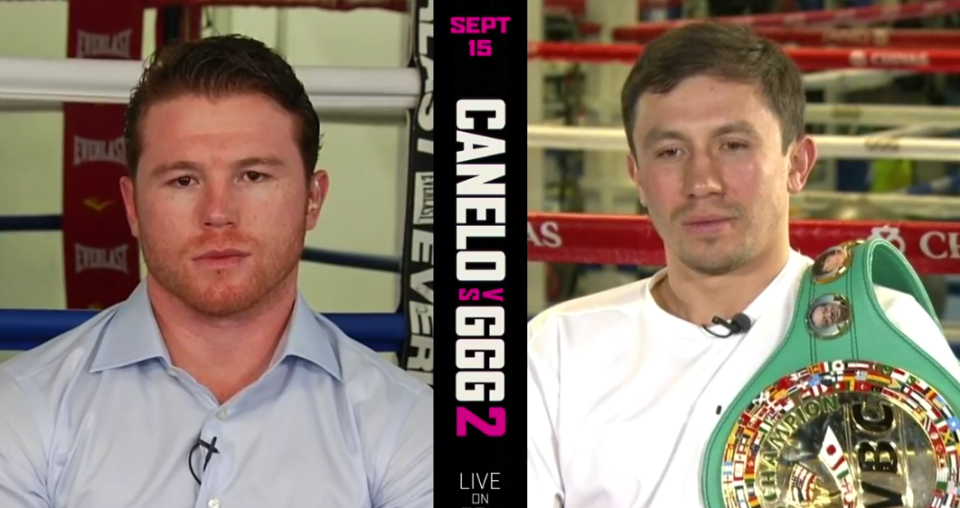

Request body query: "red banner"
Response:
[528, 42, 960, 74]
[528, 213, 960, 275]
[63, 0, 143, 309]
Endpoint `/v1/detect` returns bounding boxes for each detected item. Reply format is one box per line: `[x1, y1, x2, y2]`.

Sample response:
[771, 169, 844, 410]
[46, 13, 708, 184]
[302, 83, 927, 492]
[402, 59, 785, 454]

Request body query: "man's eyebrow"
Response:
[641, 128, 690, 148]
[148, 160, 201, 178]
[711, 121, 760, 138]
[641, 121, 760, 148]
[147, 157, 285, 177]
[232, 157, 286, 170]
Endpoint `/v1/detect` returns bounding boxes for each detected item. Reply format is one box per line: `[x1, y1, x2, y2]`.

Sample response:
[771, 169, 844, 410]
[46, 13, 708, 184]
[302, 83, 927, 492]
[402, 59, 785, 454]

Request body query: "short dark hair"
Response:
[620, 22, 804, 154]
[125, 34, 320, 179]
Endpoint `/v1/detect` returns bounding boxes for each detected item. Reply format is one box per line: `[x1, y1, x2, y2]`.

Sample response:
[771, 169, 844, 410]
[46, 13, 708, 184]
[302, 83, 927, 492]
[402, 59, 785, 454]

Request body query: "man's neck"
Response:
[147, 275, 298, 403]
[654, 241, 792, 327]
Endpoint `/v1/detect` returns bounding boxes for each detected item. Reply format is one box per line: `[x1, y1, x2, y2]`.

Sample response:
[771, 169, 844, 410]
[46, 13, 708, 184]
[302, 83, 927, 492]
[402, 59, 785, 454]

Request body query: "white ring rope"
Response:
[0, 57, 420, 109]
[801, 69, 912, 91]
[805, 104, 960, 127]
[790, 192, 960, 220]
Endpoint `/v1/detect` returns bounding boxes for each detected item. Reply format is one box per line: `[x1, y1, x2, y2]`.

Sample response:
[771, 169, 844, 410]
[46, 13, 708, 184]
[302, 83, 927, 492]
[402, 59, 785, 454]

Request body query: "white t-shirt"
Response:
[527, 250, 960, 508]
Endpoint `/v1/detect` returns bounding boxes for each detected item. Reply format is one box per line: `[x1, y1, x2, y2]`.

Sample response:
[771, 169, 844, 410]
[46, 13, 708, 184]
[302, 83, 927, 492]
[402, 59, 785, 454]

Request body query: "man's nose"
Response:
[199, 183, 238, 229]
[683, 152, 724, 200]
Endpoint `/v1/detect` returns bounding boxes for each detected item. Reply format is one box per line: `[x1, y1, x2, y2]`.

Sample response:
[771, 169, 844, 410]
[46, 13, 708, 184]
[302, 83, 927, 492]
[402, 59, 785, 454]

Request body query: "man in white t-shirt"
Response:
[526, 22, 960, 508]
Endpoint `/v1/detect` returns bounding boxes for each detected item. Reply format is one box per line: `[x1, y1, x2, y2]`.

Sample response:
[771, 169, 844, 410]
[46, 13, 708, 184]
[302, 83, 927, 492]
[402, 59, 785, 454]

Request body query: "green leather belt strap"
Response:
[700, 238, 959, 507]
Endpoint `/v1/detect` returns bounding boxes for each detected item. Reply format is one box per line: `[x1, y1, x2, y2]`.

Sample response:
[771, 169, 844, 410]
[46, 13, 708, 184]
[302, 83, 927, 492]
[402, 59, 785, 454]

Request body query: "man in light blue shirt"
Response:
[0, 34, 432, 508]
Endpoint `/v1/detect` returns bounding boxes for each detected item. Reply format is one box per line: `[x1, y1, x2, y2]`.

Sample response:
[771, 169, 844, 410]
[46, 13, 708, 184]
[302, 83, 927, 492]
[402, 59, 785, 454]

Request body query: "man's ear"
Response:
[628, 154, 647, 207]
[306, 169, 330, 230]
[787, 136, 818, 194]
[119, 175, 140, 238]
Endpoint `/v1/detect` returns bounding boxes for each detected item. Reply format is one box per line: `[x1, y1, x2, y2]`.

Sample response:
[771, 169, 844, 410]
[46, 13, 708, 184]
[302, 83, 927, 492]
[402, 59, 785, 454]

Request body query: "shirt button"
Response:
[208, 499, 219, 508]
[216, 409, 227, 420]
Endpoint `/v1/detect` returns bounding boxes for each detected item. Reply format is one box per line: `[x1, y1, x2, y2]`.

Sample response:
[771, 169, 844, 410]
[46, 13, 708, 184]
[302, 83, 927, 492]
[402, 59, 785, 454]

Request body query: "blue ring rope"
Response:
[0, 309, 404, 353]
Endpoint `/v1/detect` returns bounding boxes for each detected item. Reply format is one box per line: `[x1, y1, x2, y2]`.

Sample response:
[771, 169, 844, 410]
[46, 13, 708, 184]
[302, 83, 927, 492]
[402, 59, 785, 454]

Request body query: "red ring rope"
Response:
[529, 41, 960, 73]
[619, 0, 960, 28]
[528, 213, 960, 275]
[614, 26, 960, 49]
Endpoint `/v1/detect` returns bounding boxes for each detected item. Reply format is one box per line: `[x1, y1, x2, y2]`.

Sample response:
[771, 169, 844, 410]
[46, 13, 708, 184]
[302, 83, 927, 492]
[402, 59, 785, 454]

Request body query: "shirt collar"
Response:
[273, 291, 342, 379]
[90, 281, 342, 380]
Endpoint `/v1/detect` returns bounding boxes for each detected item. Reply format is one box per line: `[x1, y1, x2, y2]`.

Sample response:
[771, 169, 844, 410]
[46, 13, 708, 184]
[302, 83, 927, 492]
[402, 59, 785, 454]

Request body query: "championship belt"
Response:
[701, 238, 960, 508]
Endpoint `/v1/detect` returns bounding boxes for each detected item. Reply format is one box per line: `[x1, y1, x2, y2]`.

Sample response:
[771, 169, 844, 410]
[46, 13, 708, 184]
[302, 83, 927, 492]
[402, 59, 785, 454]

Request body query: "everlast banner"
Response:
[398, 0, 435, 387]
[63, 0, 143, 309]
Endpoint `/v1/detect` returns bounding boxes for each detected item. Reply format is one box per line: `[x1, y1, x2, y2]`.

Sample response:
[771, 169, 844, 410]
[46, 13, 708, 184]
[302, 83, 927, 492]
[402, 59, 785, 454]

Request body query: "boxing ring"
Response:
[0, 0, 431, 370]
[526, 0, 960, 354]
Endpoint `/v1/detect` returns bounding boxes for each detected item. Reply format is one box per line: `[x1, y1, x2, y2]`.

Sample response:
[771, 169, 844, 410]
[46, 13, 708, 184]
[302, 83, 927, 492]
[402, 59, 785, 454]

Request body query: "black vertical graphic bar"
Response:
[437, 1, 527, 507]
[399, 0, 435, 388]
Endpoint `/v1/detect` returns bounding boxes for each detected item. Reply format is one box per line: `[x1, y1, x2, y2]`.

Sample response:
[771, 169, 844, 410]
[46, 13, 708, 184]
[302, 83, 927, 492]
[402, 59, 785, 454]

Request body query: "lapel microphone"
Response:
[703, 313, 752, 338]
[188, 435, 220, 485]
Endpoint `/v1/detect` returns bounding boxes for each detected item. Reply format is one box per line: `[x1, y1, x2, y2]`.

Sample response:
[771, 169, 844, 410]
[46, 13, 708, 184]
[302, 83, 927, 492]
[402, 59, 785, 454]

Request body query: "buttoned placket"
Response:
[193, 408, 228, 508]
[163, 363, 234, 508]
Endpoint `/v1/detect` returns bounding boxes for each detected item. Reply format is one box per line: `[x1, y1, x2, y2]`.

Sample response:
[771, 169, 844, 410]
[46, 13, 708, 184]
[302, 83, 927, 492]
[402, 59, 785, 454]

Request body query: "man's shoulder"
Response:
[317, 313, 432, 406]
[528, 277, 652, 338]
[872, 283, 921, 310]
[0, 308, 115, 384]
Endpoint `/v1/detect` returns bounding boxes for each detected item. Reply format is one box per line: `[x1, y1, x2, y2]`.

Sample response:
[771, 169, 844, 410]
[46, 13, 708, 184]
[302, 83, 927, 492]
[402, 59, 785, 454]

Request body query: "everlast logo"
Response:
[415, 0, 434, 156]
[77, 29, 132, 59]
[415, 173, 434, 225]
[74, 136, 126, 167]
[75, 244, 129, 274]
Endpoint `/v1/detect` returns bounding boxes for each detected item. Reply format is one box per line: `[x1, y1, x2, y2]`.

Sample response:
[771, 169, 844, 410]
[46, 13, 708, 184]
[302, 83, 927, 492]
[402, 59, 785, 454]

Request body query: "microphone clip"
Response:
[703, 313, 751, 338]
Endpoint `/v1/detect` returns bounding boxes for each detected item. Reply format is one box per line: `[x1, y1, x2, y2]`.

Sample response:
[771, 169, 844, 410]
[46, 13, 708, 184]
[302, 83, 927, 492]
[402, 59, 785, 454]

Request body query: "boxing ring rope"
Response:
[800, 70, 912, 92]
[0, 99, 410, 126]
[614, 25, 960, 48]
[806, 105, 960, 127]
[0, 57, 420, 109]
[529, 41, 960, 73]
[0, 310, 405, 353]
[545, 0, 960, 31]
[620, 0, 960, 28]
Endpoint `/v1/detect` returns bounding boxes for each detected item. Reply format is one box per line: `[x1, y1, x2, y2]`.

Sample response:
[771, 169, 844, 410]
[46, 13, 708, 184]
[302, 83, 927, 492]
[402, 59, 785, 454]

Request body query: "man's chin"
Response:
[173, 279, 263, 315]
[679, 247, 749, 276]
[184, 290, 261, 317]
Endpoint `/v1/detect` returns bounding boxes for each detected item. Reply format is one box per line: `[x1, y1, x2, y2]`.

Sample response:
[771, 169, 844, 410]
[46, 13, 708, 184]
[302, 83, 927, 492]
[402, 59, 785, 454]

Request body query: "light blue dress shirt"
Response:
[0, 282, 433, 508]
